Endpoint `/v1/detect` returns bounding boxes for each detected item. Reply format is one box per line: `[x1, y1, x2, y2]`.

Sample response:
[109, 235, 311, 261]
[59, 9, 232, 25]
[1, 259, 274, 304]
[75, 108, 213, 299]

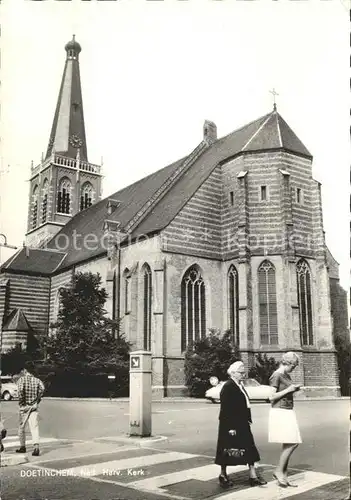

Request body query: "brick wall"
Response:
[244, 153, 285, 255]
[49, 269, 74, 327]
[221, 156, 244, 260]
[302, 350, 339, 392]
[4, 273, 51, 337]
[162, 166, 222, 259]
[281, 153, 314, 257]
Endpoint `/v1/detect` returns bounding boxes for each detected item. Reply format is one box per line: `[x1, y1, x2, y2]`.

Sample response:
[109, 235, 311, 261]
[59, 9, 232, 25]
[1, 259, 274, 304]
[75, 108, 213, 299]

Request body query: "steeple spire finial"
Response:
[269, 88, 279, 111]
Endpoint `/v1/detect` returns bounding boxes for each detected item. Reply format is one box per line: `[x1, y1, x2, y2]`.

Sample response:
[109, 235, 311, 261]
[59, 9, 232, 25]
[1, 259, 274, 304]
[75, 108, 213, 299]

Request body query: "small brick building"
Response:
[0, 38, 348, 397]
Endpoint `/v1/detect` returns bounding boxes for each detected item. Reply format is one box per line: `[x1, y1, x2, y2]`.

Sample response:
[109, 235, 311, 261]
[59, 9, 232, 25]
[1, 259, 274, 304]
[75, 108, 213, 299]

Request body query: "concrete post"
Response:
[129, 350, 152, 437]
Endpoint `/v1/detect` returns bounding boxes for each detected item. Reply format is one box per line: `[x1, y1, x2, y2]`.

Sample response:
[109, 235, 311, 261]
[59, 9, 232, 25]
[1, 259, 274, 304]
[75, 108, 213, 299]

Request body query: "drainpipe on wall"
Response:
[116, 247, 121, 340]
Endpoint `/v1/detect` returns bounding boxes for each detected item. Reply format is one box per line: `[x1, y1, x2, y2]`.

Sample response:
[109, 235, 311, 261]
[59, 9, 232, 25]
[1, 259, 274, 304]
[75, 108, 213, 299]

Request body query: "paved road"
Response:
[1, 399, 349, 500]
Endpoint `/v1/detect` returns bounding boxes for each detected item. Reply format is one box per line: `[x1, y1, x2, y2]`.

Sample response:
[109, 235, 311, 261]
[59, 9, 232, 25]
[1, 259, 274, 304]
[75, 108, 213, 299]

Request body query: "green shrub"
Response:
[184, 329, 241, 397]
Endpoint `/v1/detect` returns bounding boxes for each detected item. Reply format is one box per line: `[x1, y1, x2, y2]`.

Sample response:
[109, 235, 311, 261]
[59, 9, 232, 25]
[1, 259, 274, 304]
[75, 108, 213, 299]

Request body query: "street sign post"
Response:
[129, 350, 152, 437]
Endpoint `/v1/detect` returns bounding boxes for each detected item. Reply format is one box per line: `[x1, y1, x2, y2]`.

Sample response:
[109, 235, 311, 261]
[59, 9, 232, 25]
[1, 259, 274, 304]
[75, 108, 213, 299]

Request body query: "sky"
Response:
[0, 0, 349, 290]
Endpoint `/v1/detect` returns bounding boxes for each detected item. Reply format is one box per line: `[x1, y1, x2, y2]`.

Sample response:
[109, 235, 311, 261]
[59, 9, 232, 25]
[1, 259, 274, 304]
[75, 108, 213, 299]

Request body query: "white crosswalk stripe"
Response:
[128, 464, 248, 493]
[4, 436, 65, 448]
[24, 447, 347, 500]
[60, 451, 198, 477]
[217, 471, 346, 500]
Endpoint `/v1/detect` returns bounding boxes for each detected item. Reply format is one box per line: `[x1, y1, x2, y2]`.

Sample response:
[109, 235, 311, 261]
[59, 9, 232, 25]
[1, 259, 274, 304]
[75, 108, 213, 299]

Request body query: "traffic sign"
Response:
[130, 356, 140, 369]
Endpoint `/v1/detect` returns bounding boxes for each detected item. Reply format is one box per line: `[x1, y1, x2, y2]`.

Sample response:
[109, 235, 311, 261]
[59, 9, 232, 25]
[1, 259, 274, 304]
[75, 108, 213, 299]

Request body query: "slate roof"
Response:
[1, 109, 312, 275]
[2, 308, 32, 332]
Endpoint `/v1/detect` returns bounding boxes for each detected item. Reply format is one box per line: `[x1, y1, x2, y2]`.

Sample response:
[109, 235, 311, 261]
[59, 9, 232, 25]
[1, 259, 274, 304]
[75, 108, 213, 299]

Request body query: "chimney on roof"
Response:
[107, 199, 121, 216]
[203, 120, 217, 142]
[23, 242, 30, 258]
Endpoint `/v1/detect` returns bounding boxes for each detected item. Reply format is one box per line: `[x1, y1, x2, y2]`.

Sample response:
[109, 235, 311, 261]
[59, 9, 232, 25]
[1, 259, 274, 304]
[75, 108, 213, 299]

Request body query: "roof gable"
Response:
[3, 308, 32, 332]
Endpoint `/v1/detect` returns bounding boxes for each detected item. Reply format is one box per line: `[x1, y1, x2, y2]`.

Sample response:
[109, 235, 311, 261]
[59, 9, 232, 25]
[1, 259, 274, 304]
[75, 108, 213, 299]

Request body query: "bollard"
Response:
[129, 350, 152, 437]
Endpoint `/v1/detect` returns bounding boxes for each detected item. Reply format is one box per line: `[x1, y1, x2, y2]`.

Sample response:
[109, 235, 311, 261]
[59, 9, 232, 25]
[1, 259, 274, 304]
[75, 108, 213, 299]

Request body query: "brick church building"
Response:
[0, 37, 347, 397]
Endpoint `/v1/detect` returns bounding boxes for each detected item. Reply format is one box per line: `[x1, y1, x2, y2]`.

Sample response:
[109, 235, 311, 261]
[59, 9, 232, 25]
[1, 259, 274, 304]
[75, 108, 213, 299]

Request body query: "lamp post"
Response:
[0, 234, 18, 265]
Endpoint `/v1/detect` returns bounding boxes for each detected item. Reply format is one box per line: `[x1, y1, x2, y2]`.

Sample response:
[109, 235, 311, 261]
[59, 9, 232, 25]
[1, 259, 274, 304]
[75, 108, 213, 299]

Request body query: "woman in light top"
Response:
[268, 351, 302, 488]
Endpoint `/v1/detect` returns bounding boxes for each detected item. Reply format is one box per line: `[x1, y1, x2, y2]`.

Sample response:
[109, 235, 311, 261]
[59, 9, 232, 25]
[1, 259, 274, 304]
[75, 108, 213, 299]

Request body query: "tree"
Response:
[42, 272, 130, 396]
[184, 329, 241, 397]
[248, 353, 279, 385]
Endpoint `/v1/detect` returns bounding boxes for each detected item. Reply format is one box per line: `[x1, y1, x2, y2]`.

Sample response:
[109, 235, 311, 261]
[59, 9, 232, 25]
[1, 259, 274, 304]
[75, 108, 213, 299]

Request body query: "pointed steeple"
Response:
[45, 35, 88, 161]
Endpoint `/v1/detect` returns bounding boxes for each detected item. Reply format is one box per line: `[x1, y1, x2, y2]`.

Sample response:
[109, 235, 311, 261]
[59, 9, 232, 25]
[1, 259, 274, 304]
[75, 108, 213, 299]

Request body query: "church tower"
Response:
[26, 36, 102, 248]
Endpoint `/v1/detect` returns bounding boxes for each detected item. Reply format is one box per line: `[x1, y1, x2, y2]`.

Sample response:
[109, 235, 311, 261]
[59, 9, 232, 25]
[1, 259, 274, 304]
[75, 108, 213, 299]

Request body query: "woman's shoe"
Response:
[249, 477, 268, 486]
[219, 474, 233, 488]
[273, 473, 288, 488]
[286, 480, 298, 487]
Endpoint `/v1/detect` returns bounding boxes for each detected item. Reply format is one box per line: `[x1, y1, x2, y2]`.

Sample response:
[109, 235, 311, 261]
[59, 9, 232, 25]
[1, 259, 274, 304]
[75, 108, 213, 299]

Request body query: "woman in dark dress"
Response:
[215, 361, 267, 488]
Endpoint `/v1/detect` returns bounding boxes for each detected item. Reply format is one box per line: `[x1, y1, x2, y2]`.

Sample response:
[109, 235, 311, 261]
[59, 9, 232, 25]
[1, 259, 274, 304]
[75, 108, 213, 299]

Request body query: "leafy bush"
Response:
[248, 353, 279, 385]
[184, 329, 241, 397]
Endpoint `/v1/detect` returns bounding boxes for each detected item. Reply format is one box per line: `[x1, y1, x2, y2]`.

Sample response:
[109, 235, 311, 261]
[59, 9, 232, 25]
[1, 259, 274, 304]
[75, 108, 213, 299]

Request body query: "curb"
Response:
[1, 453, 29, 467]
[42, 397, 349, 403]
[93, 435, 168, 447]
[42, 398, 209, 403]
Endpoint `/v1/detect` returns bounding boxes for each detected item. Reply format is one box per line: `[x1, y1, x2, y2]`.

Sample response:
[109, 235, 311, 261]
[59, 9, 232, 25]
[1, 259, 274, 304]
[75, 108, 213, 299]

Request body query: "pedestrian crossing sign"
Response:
[131, 356, 140, 369]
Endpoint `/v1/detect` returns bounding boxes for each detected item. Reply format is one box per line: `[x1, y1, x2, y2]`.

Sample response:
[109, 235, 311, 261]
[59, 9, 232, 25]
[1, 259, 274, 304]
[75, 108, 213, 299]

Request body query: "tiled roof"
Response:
[2, 308, 32, 332]
[45, 157, 185, 269]
[3, 109, 312, 274]
[0, 248, 65, 275]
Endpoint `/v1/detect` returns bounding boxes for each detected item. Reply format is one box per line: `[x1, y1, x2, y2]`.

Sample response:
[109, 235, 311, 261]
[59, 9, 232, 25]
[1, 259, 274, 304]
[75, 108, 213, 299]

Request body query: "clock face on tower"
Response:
[69, 134, 83, 148]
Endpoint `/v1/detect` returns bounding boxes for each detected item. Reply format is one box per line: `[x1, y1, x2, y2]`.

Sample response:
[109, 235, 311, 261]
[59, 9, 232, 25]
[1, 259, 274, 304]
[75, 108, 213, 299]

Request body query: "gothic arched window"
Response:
[32, 185, 39, 229]
[41, 179, 49, 223]
[142, 264, 152, 351]
[296, 259, 313, 345]
[181, 265, 206, 352]
[57, 177, 71, 214]
[228, 265, 239, 345]
[258, 260, 278, 345]
[50, 287, 63, 337]
[80, 182, 93, 211]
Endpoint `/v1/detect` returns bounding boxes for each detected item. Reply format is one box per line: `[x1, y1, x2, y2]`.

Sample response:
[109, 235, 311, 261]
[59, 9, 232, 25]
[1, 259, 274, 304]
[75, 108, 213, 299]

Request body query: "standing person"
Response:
[214, 361, 267, 488]
[268, 351, 302, 487]
[15, 362, 45, 457]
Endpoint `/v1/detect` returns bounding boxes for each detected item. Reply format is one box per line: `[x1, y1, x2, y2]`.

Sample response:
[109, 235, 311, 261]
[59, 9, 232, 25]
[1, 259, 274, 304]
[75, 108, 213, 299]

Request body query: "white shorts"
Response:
[268, 408, 302, 444]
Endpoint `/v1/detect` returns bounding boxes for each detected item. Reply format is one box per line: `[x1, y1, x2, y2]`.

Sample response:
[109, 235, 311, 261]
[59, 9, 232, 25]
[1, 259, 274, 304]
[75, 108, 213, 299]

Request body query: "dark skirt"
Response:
[215, 420, 260, 466]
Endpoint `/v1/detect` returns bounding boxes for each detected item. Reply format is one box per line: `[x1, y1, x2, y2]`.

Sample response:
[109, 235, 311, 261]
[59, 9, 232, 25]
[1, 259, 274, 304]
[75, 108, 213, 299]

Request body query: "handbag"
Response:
[223, 448, 246, 458]
[223, 429, 246, 458]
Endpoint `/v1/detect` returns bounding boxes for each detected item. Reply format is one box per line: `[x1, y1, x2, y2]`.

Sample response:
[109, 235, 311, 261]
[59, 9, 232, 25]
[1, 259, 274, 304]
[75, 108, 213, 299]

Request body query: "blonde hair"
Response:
[281, 351, 300, 366]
